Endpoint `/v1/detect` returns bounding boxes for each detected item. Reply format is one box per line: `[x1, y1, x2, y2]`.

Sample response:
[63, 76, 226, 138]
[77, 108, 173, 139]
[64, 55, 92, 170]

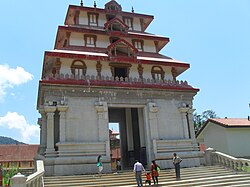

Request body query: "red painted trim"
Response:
[58, 26, 169, 41]
[45, 51, 108, 61]
[40, 79, 199, 92]
[104, 17, 129, 30]
[107, 39, 138, 54]
[67, 5, 154, 19]
[44, 51, 190, 68]
[58, 46, 107, 53]
[139, 59, 190, 68]
[64, 5, 154, 31]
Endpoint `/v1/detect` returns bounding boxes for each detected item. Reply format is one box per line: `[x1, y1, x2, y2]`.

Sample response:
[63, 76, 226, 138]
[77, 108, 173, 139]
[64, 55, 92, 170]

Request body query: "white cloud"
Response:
[0, 64, 33, 102]
[0, 112, 40, 143]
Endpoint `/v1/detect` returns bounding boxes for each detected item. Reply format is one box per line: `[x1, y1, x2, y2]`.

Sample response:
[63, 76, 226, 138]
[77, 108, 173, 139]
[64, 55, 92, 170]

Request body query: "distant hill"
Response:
[0, 136, 25, 144]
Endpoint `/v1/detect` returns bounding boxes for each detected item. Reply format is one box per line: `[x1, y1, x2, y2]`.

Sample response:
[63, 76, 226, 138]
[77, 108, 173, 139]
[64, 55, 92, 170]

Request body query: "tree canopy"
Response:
[193, 110, 218, 133]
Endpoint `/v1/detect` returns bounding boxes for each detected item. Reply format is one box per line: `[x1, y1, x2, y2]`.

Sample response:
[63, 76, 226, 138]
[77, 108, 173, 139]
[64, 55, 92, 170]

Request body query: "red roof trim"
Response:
[57, 26, 169, 41]
[209, 118, 250, 128]
[67, 5, 154, 19]
[0, 144, 39, 162]
[104, 17, 129, 30]
[45, 50, 189, 68]
[45, 51, 108, 61]
[107, 39, 138, 54]
[196, 118, 250, 138]
[139, 59, 189, 68]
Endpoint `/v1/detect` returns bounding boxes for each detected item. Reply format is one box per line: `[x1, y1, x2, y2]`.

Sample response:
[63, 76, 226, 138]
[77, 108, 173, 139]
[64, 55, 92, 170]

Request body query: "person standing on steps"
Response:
[173, 153, 182, 180]
[133, 160, 145, 187]
[97, 155, 103, 177]
[150, 160, 160, 185]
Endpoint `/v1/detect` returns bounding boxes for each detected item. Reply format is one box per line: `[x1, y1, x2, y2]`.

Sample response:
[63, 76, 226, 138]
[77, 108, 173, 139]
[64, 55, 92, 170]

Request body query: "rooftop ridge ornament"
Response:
[132, 6, 134, 13]
[80, 0, 83, 6]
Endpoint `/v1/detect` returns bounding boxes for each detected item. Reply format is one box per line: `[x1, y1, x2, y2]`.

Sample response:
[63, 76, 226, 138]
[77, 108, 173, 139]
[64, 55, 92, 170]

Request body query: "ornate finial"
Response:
[132, 6, 134, 13]
[80, 0, 83, 6]
[94, 1, 96, 8]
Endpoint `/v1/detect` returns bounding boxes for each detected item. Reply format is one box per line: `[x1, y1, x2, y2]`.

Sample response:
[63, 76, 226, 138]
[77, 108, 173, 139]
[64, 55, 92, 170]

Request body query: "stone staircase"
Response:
[44, 166, 250, 187]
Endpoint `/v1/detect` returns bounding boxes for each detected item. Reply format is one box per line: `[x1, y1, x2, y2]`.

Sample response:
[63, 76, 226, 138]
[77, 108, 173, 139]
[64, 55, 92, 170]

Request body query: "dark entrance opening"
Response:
[108, 108, 147, 170]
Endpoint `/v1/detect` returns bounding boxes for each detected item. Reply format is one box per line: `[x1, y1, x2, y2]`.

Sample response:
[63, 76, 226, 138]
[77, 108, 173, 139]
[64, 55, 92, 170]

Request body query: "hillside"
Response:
[0, 136, 25, 144]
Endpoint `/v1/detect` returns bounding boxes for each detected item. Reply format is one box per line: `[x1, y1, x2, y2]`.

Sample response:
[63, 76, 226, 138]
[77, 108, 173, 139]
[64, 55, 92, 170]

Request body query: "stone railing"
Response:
[205, 148, 250, 172]
[11, 160, 44, 187]
[44, 74, 192, 88]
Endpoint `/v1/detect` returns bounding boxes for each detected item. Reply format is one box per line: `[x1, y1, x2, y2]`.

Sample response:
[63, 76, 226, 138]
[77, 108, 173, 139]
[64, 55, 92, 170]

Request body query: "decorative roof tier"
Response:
[39, 0, 199, 93]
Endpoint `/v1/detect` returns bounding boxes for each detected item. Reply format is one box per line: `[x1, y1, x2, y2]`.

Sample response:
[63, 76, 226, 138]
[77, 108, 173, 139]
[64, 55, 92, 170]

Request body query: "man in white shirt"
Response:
[133, 160, 145, 186]
[173, 153, 182, 179]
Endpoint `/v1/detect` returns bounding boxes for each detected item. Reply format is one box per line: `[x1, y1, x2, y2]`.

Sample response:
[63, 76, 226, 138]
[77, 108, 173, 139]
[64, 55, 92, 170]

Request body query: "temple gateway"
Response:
[37, 0, 202, 176]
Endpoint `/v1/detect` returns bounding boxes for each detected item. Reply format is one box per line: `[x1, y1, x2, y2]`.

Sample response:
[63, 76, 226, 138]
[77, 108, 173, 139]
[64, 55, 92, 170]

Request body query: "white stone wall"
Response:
[98, 13, 107, 26]
[133, 17, 142, 31]
[156, 99, 184, 139]
[144, 40, 156, 53]
[66, 97, 100, 142]
[203, 122, 229, 154]
[97, 35, 110, 48]
[226, 128, 250, 157]
[70, 33, 84, 46]
[79, 12, 88, 25]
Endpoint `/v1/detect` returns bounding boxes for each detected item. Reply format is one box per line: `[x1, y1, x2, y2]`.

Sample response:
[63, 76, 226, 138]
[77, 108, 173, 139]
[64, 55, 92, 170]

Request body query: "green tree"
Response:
[193, 110, 218, 133]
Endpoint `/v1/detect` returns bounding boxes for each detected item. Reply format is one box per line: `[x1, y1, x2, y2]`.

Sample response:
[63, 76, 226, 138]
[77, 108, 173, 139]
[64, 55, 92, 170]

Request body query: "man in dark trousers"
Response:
[173, 153, 182, 180]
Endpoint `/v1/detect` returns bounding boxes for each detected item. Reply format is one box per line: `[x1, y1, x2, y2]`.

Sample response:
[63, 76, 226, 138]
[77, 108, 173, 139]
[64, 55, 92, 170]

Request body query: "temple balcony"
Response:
[41, 74, 198, 91]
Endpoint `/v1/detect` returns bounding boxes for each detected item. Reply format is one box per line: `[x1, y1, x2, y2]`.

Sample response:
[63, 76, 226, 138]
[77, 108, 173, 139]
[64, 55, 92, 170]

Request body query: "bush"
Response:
[2, 166, 19, 186]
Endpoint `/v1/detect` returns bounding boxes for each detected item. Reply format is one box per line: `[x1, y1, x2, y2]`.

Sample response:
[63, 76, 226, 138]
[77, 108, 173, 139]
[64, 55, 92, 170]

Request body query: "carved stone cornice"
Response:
[95, 101, 108, 113]
[57, 105, 68, 112]
[44, 106, 56, 113]
[148, 102, 159, 113]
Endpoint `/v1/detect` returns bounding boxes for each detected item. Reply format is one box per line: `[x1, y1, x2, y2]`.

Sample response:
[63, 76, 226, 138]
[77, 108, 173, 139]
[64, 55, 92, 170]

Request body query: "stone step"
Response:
[163, 174, 250, 187]
[44, 166, 250, 187]
[44, 166, 230, 181]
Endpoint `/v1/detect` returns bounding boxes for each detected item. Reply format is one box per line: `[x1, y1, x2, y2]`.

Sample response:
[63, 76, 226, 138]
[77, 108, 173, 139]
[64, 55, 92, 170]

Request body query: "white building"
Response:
[196, 118, 250, 158]
[37, 0, 202, 176]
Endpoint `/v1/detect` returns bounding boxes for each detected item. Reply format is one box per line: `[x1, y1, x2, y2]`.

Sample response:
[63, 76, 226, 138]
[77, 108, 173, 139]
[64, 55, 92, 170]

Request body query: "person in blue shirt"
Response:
[133, 160, 145, 186]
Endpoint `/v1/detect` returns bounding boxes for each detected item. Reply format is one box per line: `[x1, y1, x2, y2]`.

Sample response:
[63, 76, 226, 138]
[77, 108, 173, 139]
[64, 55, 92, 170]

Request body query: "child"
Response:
[145, 171, 151, 186]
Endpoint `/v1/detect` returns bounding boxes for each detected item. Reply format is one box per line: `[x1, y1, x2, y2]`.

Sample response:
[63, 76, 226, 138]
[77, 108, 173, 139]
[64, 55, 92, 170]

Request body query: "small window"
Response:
[114, 67, 127, 78]
[71, 60, 87, 78]
[110, 62, 132, 79]
[88, 13, 99, 26]
[154, 73, 162, 81]
[84, 35, 97, 47]
[151, 66, 165, 81]
[123, 17, 133, 29]
[132, 39, 144, 52]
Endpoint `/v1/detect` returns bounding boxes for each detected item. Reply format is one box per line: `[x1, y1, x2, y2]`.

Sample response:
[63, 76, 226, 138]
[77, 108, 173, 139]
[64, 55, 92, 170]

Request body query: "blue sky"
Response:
[0, 0, 249, 144]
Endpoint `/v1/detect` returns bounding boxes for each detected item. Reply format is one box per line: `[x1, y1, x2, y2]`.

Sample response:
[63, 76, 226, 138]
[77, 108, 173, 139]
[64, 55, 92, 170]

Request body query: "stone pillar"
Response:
[178, 107, 190, 139]
[11, 173, 26, 187]
[95, 102, 109, 155]
[126, 108, 133, 151]
[148, 102, 159, 139]
[188, 109, 196, 141]
[57, 105, 68, 142]
[44, 106, 57, 157]
[38, 109, 47, 155]
[205, 147, 216, 166]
